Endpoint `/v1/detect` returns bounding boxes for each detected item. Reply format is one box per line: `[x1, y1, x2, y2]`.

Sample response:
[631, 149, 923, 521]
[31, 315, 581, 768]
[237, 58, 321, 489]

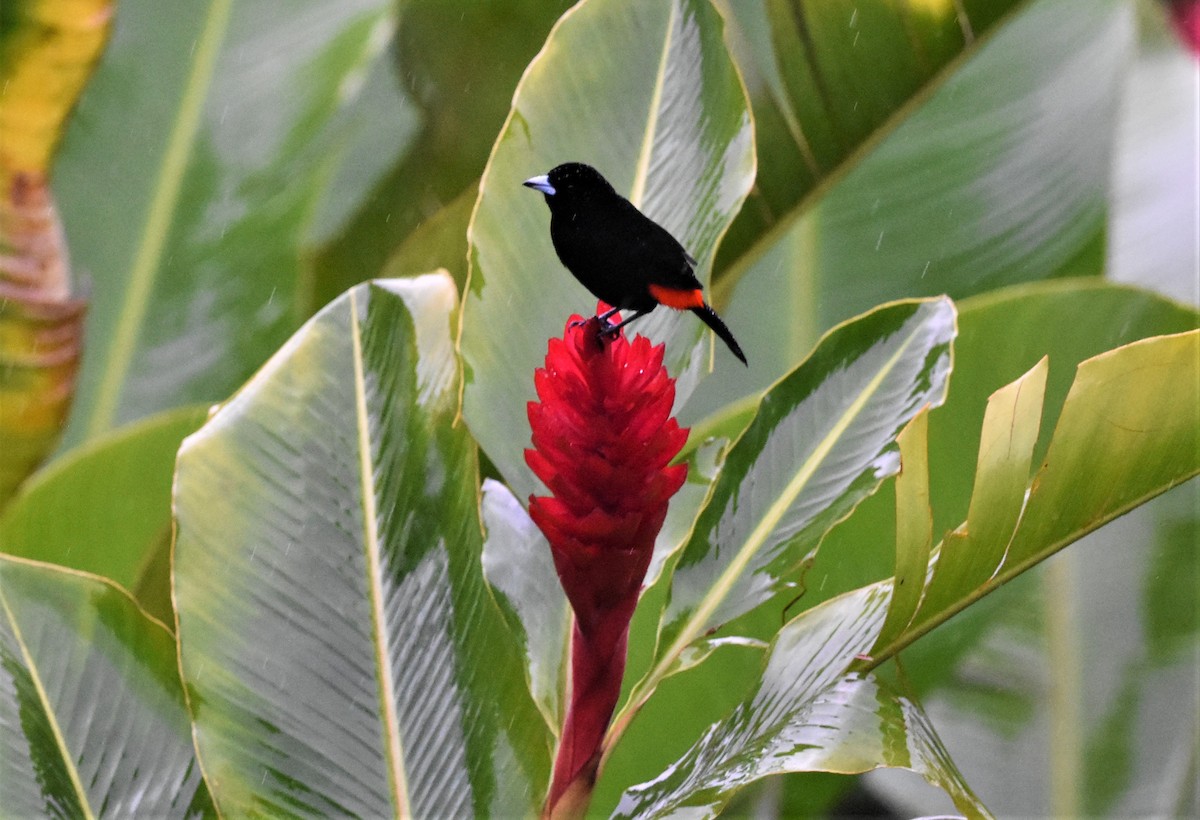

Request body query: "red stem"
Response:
[544, 607, 633, 818]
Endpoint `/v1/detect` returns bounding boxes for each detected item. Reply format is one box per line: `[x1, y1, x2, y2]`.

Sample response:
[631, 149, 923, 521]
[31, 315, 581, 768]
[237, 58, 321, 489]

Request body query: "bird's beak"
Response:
[523, 174, 555, 196]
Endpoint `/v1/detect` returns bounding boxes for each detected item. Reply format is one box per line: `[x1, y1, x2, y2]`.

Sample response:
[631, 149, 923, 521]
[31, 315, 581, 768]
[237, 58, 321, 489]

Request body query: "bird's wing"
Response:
[614, 201, 704, 291]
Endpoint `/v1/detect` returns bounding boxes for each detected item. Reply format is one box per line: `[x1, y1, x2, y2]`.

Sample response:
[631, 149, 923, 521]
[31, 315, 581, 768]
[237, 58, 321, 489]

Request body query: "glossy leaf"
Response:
[613, 584, 988, 819]
[0, 407, 206, 594]
[480, 477, 568, 733]
[691, 0, 1131, 420]
[929, 281, 1198, 549]
[861, 314, 1199, 813]
[174, 274, 549, 816]
[461, 0, 756, 503]
[998, 332, 1198, 570]
[55, 0, 402, 448]
[811, 281, 1199, 810]
[302, 50, 418, 252]
[0, 555, 209, 816]
[873, 406, 932, 651]
[609, 285, 1197, 817]
[874, 329, 1200, 660]
[714, 0, 1018, 263]
[901, 356, 1049, 630]
[769, 281, 1197, 645]
[871, 483, 1199, 816]
[641, 298, 954, 705]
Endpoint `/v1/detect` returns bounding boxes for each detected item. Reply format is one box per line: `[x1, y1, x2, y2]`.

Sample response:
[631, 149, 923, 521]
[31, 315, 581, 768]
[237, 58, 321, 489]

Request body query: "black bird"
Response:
[523, 162, 747, 365]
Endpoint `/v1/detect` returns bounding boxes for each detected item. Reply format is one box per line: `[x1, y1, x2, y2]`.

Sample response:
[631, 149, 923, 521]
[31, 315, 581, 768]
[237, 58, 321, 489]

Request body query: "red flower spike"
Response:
[525, 310, 688, 818]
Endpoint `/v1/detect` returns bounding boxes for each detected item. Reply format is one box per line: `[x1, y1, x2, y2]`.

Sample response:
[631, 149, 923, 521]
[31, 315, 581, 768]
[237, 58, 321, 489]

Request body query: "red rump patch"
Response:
[649, 284, 704, 310]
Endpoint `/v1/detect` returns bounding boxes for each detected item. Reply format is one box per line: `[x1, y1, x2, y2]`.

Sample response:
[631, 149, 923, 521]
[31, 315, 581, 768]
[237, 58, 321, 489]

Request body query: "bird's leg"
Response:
[572, 305, 622, 329]
[599, 310, 650, 337]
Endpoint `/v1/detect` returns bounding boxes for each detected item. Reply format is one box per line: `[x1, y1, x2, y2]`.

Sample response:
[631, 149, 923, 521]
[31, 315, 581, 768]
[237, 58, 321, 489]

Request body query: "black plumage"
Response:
[523, 162, 746, 365]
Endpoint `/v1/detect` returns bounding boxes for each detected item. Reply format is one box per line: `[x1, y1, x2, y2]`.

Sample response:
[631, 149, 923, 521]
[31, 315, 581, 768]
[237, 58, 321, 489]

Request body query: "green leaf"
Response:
[875, 329, 1200, 660]
[894, 357, 1049, 634]
[461, 0, 756, 502]
[690, 0, 1131, 420]
[784, 281, 1197, 640]
[0, 407, 207, 594]
[714, 0, 1020, 263]
[807, 281, 1199, 814]
[932, 281, 1198, 548]
[1000, 331, 1198, 570]
[0, 555, 210, 816]
[480, 478, 568, 733]
[173, 274, 550, 816]
[302, 49, 418, 252]
[873, 407, 933, 651]
[626, 282, 1195, 816]
[55, 0, 402, 447]
[635, 298, 954, 709]
[872, 482, 1198, 817]
[613, 584, 989, 819]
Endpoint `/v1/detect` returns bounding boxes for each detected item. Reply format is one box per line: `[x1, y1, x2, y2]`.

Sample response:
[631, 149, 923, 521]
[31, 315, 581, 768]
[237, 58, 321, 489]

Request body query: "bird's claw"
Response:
[570, 313, 619, 336]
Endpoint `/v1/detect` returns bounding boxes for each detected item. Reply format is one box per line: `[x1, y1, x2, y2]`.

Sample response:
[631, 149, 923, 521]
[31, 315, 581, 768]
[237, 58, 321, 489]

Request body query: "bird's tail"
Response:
[691, 304, 747, 365]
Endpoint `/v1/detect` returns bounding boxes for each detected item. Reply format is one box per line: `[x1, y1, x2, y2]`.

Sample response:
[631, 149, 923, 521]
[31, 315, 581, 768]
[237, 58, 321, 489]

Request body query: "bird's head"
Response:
[523, 162, 615, 205]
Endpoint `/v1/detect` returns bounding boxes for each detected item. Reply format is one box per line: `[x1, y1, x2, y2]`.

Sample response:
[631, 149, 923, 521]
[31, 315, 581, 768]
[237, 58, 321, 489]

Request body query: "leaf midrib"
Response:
[710, 1, 1031, 308]
[85, 0, 233, 438]
[0, 585, 95, 820]
[349, 290, 410, 814]
[627, 0, 676, 208]
[643, 310, 935, 699]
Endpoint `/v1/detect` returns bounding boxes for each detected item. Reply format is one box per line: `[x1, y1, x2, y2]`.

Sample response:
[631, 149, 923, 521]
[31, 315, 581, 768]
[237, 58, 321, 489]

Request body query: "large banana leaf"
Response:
[634, 298, 954, 708]
[874, 16, 1200, 812]
[878, 329, 1199, 656]
[614, 584, 988, 819]
[766, 281, 1198, 638]
[54, 0, 402, 449]
[597, 280, 1196, 813]
[689, 0, 1132, 421]
[712, 0, 1020, 265]
[173, 274, 550, 816]
[480, 479, 570, 734]
[870, 482, 1198, 817]
[0, 555, 210, 815]
[609, 327, 1196, 819]
[461, 0, 756, 503]
[860, 329, 1199, 814]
